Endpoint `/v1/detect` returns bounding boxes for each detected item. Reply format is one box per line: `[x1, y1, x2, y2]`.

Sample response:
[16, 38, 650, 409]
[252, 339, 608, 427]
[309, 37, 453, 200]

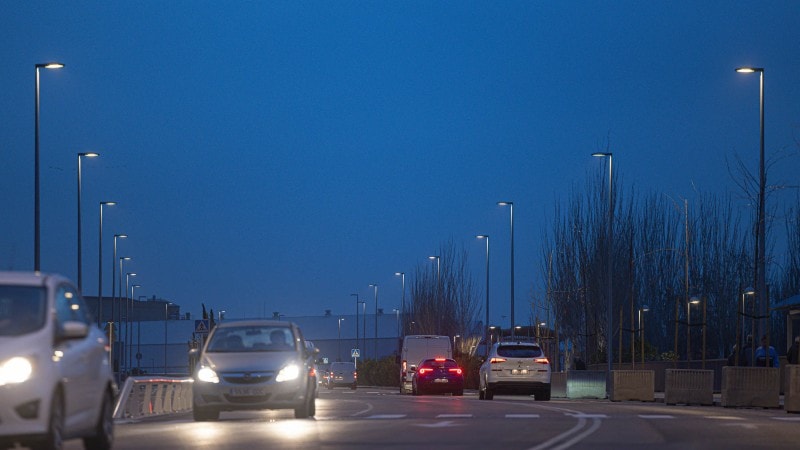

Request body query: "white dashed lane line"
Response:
[638, 415, 675, 419]
[505, 414, 540, 419]
[436, 414, 473, 418]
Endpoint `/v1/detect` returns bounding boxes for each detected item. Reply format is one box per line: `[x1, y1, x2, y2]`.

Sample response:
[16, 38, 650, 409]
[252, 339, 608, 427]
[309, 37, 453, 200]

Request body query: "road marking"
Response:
[705, 416, 745, 421]
[416, 420, 461, 428]
[436, 414, 472, 419]
[772, 416, 800, 421]
[565, 413, 608, 419]
[366, 414, 406, 419]
[506, 414, 540, 419]
[639, 415, 674, 419]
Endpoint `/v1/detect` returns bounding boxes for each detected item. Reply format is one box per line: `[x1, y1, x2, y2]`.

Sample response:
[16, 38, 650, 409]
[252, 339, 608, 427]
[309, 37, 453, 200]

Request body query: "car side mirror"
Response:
[59, 320, 89, 341]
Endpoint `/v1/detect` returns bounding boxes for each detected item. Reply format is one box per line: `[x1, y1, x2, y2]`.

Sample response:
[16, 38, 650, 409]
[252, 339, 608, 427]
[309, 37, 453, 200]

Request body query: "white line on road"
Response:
[565, 413, 608, 419]
[506, 414, 540, 419]
[416, 420, 461, 428]
[366, 414, 406, 419]
[772, 417, 800, 421]
[436, 414, 473, 418]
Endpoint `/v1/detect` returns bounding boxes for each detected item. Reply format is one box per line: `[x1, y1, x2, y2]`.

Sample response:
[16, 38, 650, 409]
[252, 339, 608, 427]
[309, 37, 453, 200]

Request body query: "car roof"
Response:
[496, 341, 540, 347]
[214, 319, 296, 329]
[0, 271, 67, 287]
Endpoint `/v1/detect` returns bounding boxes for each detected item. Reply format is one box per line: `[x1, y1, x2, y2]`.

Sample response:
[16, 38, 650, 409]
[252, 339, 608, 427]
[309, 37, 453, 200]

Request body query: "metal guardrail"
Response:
[113, 376, 194, 419]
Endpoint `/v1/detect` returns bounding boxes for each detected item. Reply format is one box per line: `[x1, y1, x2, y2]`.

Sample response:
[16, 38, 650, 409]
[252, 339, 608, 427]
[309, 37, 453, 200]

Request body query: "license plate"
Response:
[229, 387, 266, 396]
[434, 378, 449, 383]
[511, 369, 529, 375]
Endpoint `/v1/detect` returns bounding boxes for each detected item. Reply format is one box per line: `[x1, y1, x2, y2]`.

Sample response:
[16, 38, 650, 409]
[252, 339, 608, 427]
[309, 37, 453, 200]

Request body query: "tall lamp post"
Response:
[77, 152, 99, 291]
[497, 202, 515, 339]
[112, 236, 128, 328]
[690, 296, 707, 369]
[369, 284, 379, 360]
[97, 201, 116, 326]
[164, 302, 172, 374]
[735, 287, 755, 366]
[428, 256, 440, 334]
[735, 66, 767, 350]
[392, 309, 400, 339]
[477, 235, 490, 357]
[351, 293, 360, 357]
[337, 317, 345, 361]
[129, 284, 141, 372]
[394, 272, 405, 335]
[687, 297, 700, 365]
[124, 271, 136, 371]
[358, 300, 366, 358]
[34, 62, 65, 272]
[592, 152, 613, 374]
[638, 305, 649, 365]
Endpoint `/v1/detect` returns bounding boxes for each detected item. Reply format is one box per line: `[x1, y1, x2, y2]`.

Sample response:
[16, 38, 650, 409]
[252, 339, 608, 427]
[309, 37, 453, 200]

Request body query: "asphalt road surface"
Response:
[64, 387, 800, 450]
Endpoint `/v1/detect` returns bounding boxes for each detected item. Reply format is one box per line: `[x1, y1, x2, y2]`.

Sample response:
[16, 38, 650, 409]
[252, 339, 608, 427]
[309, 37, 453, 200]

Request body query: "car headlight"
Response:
[0, 357, 33, 386]
[275, 364, 300, 382]
[196, 366, 219, 383]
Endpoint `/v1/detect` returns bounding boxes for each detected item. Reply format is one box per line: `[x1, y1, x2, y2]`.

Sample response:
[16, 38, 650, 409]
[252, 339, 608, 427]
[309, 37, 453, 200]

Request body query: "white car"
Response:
[191, 320, 318, 420]
[479, 341, 551, 401]
[0, 272, 115, 450]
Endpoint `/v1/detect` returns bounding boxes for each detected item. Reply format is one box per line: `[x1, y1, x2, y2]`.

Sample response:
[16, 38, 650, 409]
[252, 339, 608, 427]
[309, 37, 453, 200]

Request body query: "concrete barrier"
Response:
[721, 367, 780, 408]
[566, 370, 606, 399]
[664, 369, 713, 406]
[785, 365, 800, 413]
[551, 372, 567, 398]
[608, 370, 654, 402]
[114, 376, 194, 419]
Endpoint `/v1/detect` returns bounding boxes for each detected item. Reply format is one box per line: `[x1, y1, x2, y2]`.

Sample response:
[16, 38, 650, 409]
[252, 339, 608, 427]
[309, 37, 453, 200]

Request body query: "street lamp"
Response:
[351, 293, 360, 357]
[369, 284, 379, 360]
[428, 256, 440, 334]
[497, 202, 515, 339]
[338, 317, 345, 361]
[34, 62, 64, 272]
[476, 235, 490, 357]
[112, 235, 128, 328]
[687, 297, 700, 365]
[690, 296, 707, 369]
[638, 305, 649, 366]
[392, 309, 400, 339]
[123, 270, 136, 373]
[77, 152, 99, 291]
[164, 302, 172, 374]
[735, 66, 766, 348]
[592, 152, 613, 374]
[735, 286, 756, 366]
[358, 300, 367, 357]
[394, 272, 405, 335]
[129, 284, 141, 372]
[97, 201, 116, 325]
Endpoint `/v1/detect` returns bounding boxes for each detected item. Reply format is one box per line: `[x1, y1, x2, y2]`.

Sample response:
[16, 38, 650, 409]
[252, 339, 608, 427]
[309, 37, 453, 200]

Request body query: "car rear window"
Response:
[420, 359, 458, 369]
[497, 345, 543, 358]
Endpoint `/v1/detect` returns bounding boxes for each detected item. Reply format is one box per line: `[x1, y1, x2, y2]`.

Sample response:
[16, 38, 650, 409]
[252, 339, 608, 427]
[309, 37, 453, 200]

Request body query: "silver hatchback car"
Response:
[479, 341, 551, 401]
[191, 320, 318, 420]
[0, 272, 115, 450]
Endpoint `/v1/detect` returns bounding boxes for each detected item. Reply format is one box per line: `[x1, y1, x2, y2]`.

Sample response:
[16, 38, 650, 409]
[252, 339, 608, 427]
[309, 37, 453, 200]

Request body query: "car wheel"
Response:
[411, 381, 418, 396]
[192, 405, 219, 421]
[83, 388, 114, 450]
[484, 383, 494, 400]
[294, 390, 315, 419]
[536, 386, 551, 401]
[478, 388, 485, 400]
[33, 390, 64, 450]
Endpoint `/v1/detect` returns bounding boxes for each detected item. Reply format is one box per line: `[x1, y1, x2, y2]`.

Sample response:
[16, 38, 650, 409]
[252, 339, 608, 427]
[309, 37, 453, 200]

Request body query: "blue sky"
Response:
[1, 2, 799, 326]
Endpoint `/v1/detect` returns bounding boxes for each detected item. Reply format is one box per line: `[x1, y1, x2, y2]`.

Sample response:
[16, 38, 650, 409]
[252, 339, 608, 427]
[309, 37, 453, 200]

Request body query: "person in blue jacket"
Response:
[754, 334, 780, 368]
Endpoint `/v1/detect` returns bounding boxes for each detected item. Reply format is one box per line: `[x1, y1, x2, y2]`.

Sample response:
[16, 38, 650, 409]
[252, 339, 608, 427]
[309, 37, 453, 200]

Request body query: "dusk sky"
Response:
[2, 2, 799, 327]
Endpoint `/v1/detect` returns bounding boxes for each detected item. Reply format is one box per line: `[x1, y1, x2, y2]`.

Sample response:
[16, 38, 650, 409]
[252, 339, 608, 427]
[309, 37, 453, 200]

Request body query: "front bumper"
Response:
[192, 377, 309, 411]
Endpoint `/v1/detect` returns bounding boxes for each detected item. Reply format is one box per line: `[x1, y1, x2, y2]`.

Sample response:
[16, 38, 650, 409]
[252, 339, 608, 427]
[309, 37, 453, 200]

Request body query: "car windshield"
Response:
[497, 345, 543, 358]
[0, 286, 47, 336]
[207, 326, 295, 353]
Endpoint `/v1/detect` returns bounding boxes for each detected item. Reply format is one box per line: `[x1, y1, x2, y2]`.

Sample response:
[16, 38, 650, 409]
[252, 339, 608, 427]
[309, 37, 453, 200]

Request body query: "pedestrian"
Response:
[787, 336, 799, 365]
[754, 334, 779, 368]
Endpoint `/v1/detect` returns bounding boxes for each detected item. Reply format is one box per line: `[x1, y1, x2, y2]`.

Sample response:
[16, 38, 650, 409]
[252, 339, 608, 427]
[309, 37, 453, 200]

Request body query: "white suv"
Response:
[0, 272, 115, 450]
[479, 341, 551, 401]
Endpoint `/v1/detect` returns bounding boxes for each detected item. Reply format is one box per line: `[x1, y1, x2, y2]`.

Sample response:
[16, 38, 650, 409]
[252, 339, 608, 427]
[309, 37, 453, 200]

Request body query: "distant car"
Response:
[0, 271, 115, 450]
[479, 341, 551, 401]
[400, 335, 452, 394]
[411, 358, 464, 396]
[326, 361, 357, 390]
[191, 320, 318, 420]
[315, 363, 330, 386]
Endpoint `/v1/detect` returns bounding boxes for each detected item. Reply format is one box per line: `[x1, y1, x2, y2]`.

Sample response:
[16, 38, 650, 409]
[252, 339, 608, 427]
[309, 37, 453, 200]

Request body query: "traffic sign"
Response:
[351, 348, 360, 358]
[195, 319, 210, 334]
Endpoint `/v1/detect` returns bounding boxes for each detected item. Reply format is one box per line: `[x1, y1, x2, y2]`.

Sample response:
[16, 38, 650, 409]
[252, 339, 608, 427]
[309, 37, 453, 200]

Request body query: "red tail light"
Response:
[309, 367, 316, 377]
[448, 368, 463, 375]
[490, 357, 507, 363]
[418, 367, 432, 375]
[534, 358, 549, 365]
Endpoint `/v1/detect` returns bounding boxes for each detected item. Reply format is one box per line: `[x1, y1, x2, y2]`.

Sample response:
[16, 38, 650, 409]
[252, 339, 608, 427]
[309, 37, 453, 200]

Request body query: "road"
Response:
[67, 387, 800, 450]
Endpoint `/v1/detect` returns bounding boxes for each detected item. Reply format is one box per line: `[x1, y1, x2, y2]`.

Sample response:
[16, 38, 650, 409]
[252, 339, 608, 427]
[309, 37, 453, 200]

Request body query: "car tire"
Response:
[484, 384, 494, 400]
[478, 388, 485, 400]
[536, 386, 551, 401]
[83, 388, 114, 450]
[192, 405, 219, 421]
[294, 389, 315, 419]
[33, 390, 64, 450]
[411, 382, 418, 396]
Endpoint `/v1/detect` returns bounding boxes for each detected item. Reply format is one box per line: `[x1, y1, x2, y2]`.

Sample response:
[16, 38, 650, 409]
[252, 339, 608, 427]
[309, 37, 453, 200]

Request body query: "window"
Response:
[497, 345, 543, 358]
